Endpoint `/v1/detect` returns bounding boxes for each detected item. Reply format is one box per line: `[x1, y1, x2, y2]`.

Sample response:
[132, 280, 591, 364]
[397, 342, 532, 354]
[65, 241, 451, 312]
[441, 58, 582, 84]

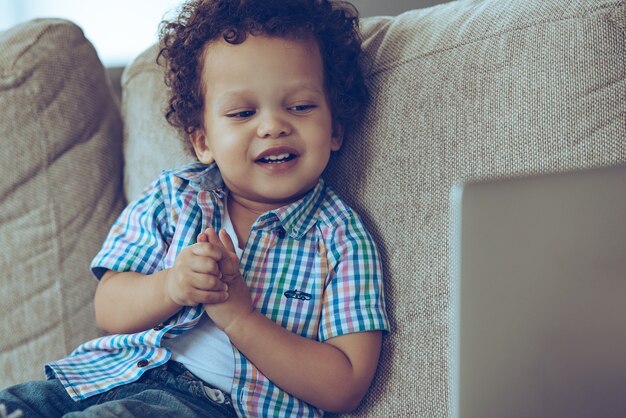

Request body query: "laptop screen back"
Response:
[451, 165, 626, 418]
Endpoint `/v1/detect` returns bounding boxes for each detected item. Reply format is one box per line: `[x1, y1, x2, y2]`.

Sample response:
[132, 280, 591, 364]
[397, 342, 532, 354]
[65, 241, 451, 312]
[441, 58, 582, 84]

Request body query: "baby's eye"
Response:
[288, 104, 317, 113]
[225, 110, 256, 119]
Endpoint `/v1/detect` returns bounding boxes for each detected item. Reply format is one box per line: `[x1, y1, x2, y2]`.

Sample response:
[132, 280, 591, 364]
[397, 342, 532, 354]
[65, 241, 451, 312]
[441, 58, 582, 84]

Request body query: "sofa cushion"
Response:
[122, 0, 625, 415]
[0, 19, 125, 387]
[121, 45, 194, 201]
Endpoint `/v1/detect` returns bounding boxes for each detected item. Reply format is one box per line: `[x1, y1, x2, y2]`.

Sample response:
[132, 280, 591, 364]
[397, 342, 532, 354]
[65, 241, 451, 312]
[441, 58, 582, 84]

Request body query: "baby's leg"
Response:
[0, 379, 98, 417]
[63, 362, 237, 418]
[65, 397, 207, 418]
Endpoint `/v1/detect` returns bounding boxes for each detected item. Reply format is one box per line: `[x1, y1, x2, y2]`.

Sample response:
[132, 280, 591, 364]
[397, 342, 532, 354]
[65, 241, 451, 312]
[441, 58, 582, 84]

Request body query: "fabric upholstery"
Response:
[0, 0, 624, 415]
[121, 45, 193, 200]
[121, 0, 625, 416]
[330, 3, 626, 415]
[0, 19, 125, 387]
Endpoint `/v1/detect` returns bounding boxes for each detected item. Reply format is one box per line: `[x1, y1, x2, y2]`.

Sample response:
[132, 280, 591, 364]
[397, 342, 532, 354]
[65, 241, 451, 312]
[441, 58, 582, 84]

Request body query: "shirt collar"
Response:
[173, 161, 326, 239]
[256, 179, 326, 240]
[171, 162, 224, 192]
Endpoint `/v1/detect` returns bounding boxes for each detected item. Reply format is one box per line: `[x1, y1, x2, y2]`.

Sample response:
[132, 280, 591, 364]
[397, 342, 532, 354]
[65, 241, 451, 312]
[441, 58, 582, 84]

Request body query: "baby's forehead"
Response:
[198, 34, 325, 82]
[202, 33, 324, 89]
[213, 83, 326, 102]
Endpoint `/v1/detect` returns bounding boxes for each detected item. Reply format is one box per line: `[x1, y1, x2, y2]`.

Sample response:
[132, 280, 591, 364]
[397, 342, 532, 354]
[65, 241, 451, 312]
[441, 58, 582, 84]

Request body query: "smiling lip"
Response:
[254, 146, 300, 172]
[254, 147, 300, 163]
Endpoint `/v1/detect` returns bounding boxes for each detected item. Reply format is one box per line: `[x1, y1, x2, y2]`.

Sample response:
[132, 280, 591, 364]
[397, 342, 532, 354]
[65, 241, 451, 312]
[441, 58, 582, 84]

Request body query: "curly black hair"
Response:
[158, 0, 368, 156]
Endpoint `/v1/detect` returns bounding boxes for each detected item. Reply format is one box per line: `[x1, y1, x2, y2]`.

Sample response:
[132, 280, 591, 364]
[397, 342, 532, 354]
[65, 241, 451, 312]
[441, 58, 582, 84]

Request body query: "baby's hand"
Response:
[197, 228, 241, 284]
[165, 235, 230, 307]
[200, 228, 254, 332]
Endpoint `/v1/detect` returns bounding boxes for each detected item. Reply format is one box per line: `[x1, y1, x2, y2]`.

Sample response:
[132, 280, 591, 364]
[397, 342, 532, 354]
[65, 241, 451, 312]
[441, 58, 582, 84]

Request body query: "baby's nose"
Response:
[257, 113, 291, 138]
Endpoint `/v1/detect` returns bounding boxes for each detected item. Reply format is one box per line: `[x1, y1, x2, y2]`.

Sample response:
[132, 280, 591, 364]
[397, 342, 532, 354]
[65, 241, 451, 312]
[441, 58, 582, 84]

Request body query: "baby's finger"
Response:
[197, 231, 208, 243]
[216, 230, 240, 282]
[218, 229, 237, 255]
[206, 228, 233, 264]
[206, 228, 222, 246]
[186, 256, 221, 276]
[190, 242, 223, 260]
[190, 272, 228, 292]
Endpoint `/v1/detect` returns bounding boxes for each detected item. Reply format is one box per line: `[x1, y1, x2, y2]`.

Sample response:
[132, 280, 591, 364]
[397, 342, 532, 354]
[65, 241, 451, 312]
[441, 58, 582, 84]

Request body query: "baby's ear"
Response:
[190, 129, 214, 164]
[330, 124, 344, 151]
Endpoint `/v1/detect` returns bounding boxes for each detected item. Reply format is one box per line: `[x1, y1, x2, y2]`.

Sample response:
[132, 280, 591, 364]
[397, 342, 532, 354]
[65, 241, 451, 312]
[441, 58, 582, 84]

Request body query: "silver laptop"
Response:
[451, 165, 626, 418]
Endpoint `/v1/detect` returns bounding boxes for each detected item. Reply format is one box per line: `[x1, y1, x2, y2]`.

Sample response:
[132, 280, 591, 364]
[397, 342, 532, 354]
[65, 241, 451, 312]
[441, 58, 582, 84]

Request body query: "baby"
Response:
[0, 1, 389, 417]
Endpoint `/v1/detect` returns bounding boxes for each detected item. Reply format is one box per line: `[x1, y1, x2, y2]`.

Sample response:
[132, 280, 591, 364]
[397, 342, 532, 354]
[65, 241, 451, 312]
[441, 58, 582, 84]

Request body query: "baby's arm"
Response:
[202, 229, 382, 413]
[94, 240, 229, 335]
[232, 318, 382, 413]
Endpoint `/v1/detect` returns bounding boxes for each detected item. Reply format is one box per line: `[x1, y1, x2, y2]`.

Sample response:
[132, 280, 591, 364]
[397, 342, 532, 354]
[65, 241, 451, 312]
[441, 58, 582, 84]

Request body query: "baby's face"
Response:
[190, 35, 342, 211]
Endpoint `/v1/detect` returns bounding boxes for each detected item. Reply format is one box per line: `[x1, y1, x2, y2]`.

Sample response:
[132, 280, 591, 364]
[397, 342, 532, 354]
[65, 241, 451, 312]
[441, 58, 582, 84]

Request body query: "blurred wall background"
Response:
[0, 0, 452, 66]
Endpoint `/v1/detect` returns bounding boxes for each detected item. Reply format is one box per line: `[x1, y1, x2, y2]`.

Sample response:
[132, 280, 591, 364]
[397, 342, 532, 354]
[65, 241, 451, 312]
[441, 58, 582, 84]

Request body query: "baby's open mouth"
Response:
[256, 153, 297, 164]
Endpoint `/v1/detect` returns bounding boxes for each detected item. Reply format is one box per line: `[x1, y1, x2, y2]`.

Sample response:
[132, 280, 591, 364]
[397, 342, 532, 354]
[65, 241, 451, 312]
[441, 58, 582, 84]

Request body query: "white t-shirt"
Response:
[162, 207, 242, 394]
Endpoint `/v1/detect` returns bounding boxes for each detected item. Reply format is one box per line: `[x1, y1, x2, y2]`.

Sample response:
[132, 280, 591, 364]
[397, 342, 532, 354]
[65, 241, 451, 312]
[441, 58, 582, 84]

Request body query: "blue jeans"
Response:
[0, 361, 237, 417]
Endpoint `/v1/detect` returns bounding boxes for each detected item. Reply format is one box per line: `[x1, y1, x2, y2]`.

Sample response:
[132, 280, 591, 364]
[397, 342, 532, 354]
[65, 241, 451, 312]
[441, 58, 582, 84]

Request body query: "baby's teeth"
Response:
[267, 153, 290, 161]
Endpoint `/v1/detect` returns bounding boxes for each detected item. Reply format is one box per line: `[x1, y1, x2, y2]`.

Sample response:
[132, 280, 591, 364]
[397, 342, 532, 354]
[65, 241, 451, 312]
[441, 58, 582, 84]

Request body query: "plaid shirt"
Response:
[46, 162, 389, 417]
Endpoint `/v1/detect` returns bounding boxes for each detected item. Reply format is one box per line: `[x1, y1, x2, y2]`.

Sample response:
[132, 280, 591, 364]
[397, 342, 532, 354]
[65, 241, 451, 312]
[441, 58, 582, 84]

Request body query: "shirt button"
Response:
[153, 324, 164, 331]
[276, 227, 286, 238]
[136, 359, 150, 368]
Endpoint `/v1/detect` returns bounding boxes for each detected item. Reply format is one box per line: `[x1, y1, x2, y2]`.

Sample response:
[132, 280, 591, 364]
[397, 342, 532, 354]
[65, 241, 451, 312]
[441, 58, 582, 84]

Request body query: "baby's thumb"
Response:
[197, 231, 209, 243]
[218, 229, 237, 254]
[218, 229, 240, 281]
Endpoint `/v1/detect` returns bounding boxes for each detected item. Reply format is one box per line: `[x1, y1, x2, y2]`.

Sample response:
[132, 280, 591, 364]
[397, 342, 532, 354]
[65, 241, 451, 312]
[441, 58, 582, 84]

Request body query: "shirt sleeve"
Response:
[90, 174, 172, 279]
[318, 213, 390, 341]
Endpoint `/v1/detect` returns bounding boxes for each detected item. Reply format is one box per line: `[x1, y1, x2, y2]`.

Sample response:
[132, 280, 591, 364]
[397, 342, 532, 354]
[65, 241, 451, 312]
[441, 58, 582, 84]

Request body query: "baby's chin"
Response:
[251, 191, 309, 208]
[230, 185, 316, 211]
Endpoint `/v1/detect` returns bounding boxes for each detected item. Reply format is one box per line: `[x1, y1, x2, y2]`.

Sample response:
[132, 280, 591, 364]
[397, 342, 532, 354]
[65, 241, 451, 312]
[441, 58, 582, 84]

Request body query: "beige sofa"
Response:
[1, 0, 624, 416]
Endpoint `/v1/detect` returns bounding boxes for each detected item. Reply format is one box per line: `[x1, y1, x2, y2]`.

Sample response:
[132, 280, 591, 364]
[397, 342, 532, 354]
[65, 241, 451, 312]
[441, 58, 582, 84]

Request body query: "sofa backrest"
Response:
[121, 0, 625, 415]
